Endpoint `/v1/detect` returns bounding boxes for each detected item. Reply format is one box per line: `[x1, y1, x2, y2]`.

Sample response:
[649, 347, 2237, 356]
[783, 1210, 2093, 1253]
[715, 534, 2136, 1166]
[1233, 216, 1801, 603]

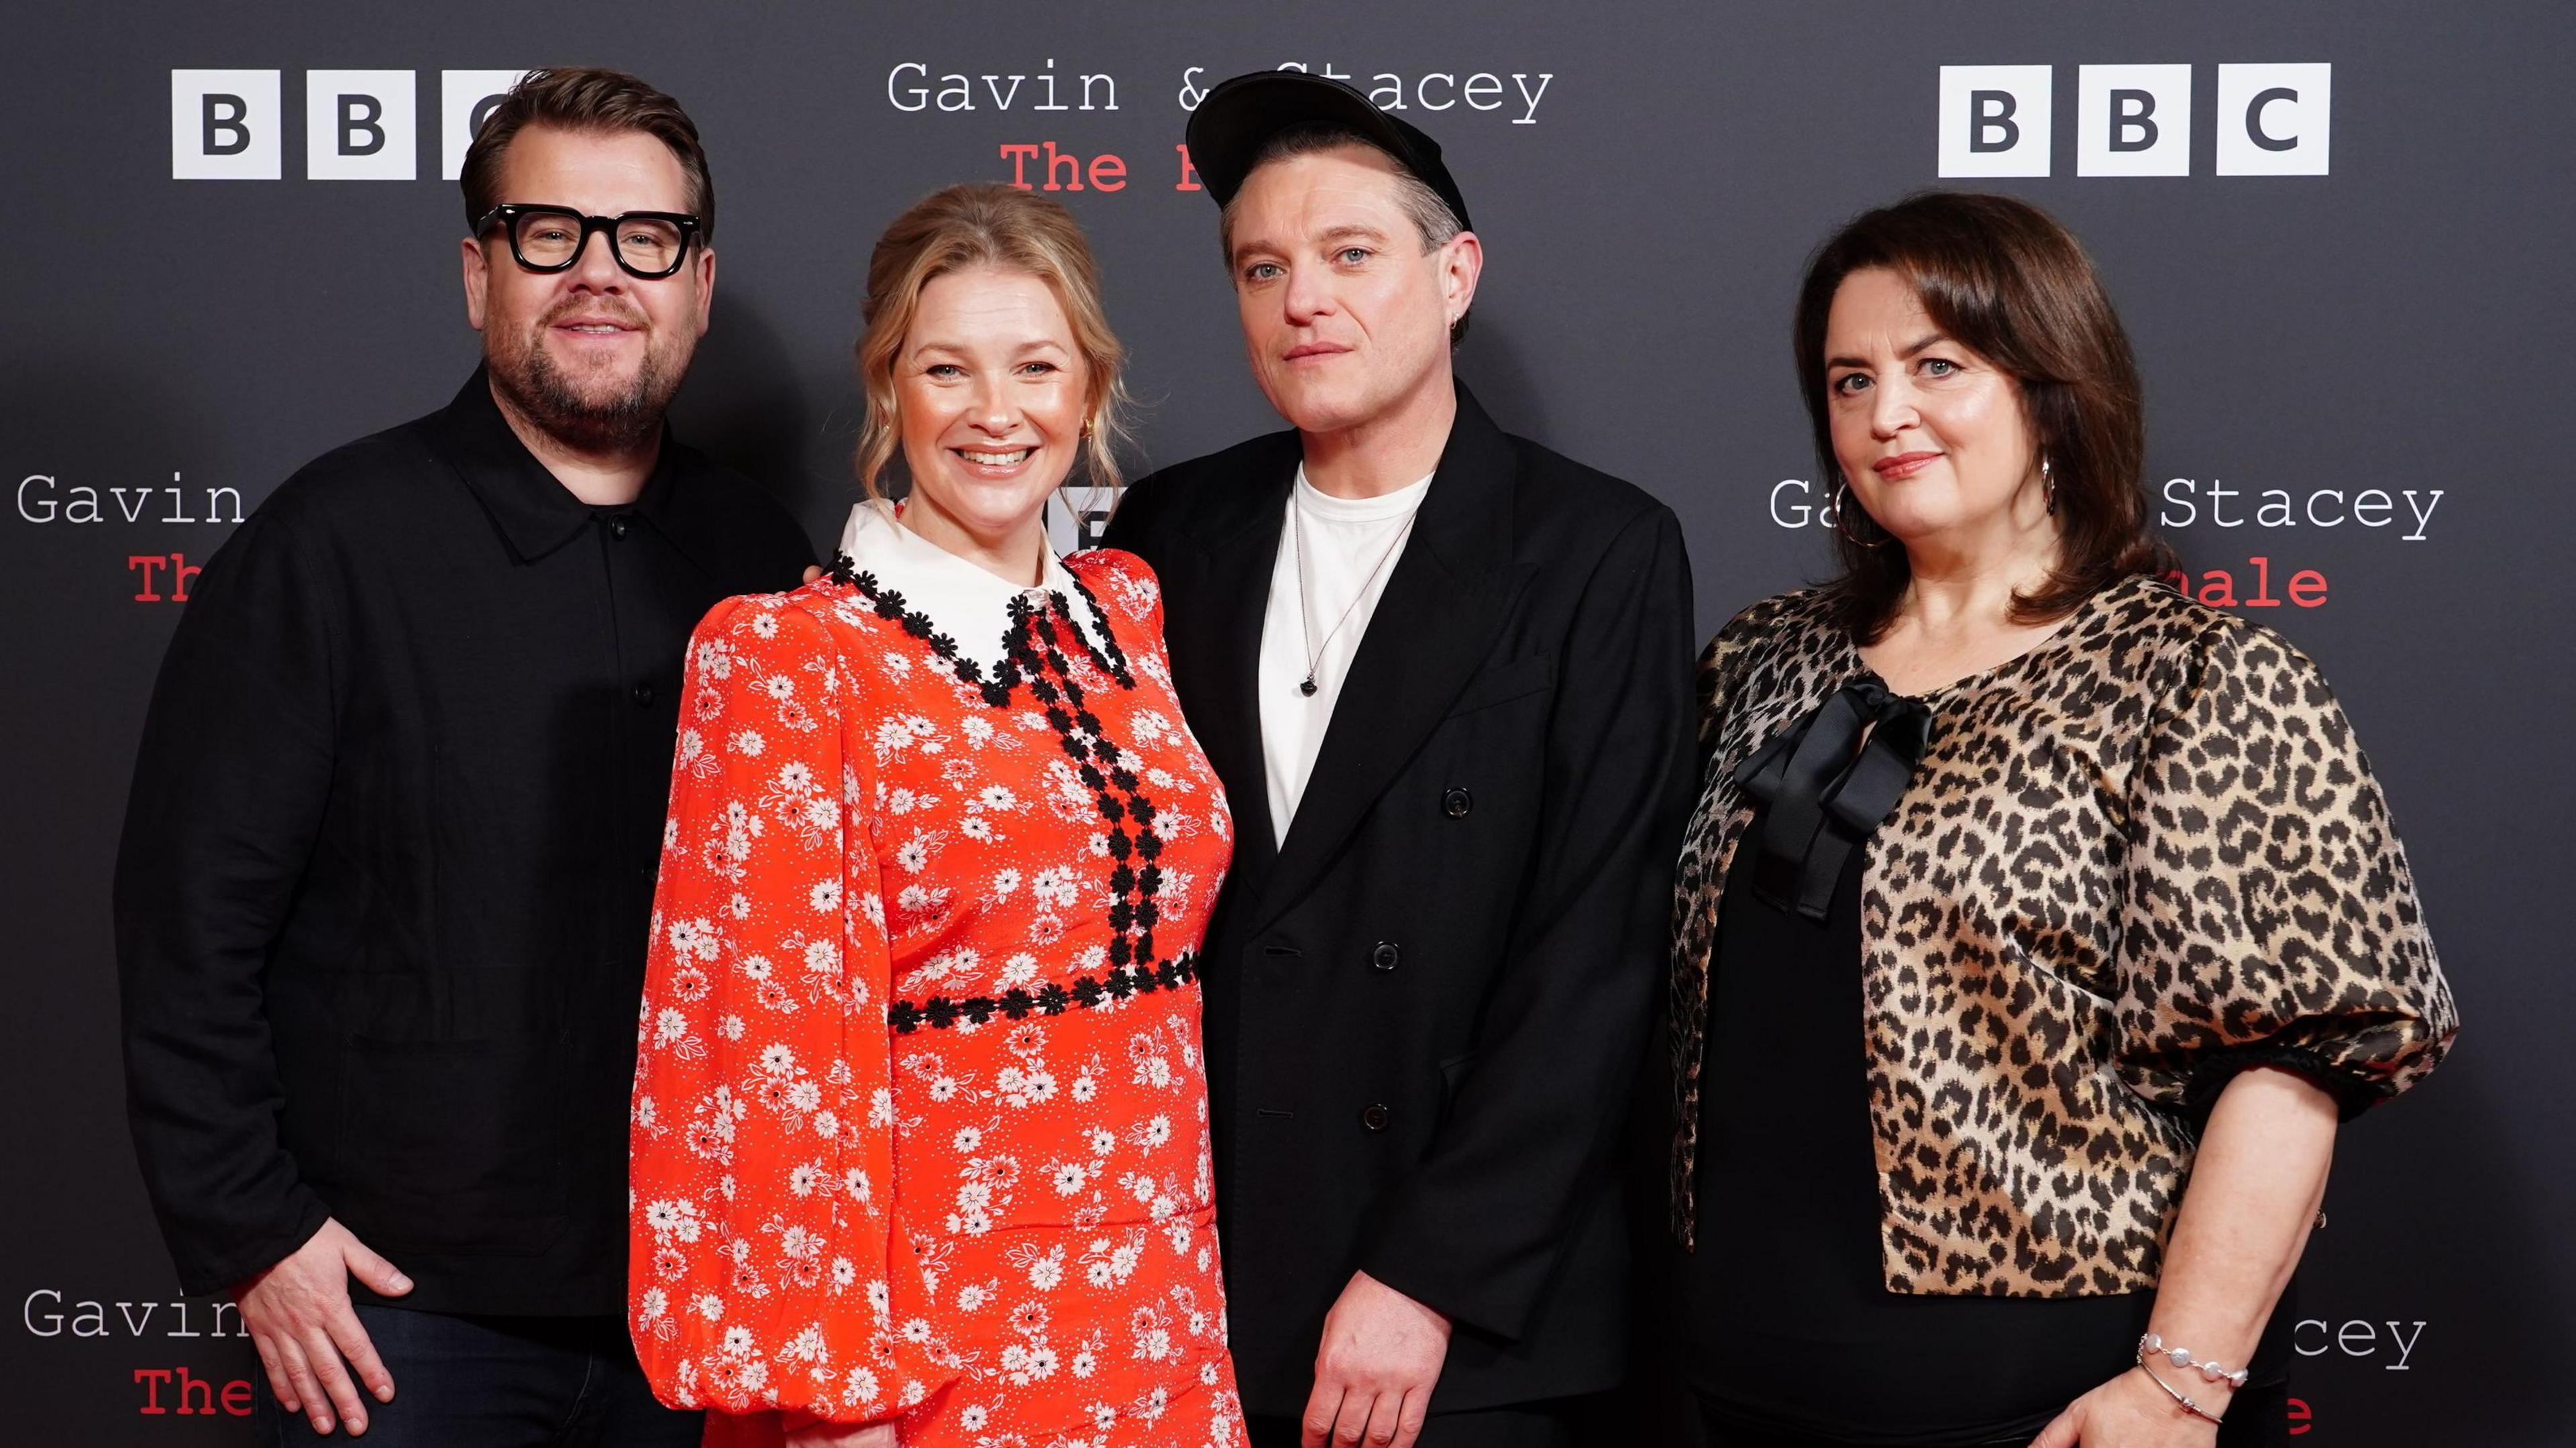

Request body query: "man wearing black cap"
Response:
[1104, 71, 1697, 1448]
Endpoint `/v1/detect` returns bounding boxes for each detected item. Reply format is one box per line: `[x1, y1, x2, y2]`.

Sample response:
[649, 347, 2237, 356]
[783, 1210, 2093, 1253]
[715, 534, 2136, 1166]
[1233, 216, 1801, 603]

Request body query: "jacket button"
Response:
[1360, 1103, 1391, 1132]
[631, 682, 656, 706]
[1370, 942, 1400, 972]
[1442, 787, 1472, 818]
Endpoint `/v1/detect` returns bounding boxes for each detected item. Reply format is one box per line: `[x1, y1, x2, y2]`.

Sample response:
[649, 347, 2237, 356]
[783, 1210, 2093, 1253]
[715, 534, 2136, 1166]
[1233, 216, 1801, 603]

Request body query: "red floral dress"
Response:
[630, 504, 1246, 1448]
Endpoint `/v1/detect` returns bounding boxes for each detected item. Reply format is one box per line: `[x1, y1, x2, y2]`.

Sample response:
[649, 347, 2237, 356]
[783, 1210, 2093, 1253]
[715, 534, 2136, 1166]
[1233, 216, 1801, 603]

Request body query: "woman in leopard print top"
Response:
[1668, 194, 2455, 1447]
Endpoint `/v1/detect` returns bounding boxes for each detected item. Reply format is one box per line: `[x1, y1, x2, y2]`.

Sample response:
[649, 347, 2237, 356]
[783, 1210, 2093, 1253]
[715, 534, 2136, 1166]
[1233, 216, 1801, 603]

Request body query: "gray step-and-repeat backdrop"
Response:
[5, 1, 2569, 1443]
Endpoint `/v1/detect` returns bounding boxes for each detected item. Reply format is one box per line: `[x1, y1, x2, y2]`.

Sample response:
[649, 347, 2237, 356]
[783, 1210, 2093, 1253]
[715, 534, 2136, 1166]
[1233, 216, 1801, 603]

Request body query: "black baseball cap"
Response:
[1185, 70, 1473, 233]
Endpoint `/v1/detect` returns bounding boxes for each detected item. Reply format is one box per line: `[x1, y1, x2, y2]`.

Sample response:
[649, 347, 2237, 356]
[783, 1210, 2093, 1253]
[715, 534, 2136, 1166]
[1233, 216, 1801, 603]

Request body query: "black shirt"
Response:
[1686, 802, 2292, 1445]
[114, 370, 814, 1315]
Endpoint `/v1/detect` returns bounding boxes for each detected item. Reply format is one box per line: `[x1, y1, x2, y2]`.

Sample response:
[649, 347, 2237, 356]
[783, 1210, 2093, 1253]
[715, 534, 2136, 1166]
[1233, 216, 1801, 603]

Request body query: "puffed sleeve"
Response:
[2115, 617, 2458, 1121]
[629, 594, 955, 1424]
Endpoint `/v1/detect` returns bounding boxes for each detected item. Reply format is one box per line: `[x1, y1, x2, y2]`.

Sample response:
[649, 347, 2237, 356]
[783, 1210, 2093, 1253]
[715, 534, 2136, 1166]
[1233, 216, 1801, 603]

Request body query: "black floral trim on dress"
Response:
[824, 551, 1132, 706]
[890, 952, 1202, 1033]
[827, 553, 1180, 999]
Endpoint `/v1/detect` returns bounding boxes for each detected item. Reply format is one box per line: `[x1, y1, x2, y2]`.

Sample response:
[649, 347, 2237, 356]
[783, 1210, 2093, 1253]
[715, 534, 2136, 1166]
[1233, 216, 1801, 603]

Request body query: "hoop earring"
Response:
[2041, 455, 2057, 514]
[1832, 481, 1892, 547]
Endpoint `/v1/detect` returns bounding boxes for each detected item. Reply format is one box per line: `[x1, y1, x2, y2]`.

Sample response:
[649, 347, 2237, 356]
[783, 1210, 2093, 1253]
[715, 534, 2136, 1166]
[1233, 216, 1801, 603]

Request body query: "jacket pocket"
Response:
[1442, 655, 1556, 719]
[329, 1032, 568, 1256]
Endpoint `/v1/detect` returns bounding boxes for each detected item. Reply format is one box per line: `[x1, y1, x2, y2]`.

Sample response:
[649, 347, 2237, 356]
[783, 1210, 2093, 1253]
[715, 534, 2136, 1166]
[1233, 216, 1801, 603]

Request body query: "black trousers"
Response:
[252, 1307, 699, 1447]
[1250, 1396, 1592, 1448]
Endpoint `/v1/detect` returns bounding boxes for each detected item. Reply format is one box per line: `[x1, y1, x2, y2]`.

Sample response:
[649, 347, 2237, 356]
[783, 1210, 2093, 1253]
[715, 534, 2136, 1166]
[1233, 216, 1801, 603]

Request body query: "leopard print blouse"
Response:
[1667, 573, 2456, 1295]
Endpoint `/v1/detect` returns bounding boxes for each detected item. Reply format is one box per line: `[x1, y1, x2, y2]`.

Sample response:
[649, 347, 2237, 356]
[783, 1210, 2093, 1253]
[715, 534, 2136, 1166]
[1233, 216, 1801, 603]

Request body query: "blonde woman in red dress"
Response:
[629, 183, 1246, 1448]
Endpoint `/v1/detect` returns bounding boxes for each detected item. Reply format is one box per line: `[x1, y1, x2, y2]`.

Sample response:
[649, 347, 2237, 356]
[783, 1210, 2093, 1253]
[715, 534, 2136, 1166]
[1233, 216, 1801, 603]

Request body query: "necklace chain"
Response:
[1289, 481, 1421, 698]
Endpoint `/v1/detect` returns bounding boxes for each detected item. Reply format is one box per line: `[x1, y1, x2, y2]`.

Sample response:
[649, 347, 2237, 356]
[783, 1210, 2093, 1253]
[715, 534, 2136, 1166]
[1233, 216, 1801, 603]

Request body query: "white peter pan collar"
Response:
[834, 500, 1110, 673]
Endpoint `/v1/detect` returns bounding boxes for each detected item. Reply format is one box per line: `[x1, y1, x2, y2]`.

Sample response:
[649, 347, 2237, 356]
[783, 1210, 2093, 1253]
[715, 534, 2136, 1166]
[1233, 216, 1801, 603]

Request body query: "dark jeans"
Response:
[252, 1306, 700, 1447]
[1250, 1396, 1594, 1448]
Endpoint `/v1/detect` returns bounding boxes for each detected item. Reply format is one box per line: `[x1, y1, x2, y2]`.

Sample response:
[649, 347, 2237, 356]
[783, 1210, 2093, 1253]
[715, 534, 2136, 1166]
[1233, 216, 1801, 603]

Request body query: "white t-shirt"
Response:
[1258, 466, 1434, 846]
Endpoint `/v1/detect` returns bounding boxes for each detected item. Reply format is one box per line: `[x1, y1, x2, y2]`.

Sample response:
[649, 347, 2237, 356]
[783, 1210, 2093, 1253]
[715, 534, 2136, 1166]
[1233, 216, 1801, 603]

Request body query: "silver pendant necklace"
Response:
[1289, 481, 1420, 698]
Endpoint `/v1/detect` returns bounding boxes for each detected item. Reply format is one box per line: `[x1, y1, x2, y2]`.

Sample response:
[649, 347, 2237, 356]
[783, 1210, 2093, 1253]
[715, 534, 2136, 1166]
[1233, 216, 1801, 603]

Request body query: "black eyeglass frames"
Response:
[473, 205, 703, 280]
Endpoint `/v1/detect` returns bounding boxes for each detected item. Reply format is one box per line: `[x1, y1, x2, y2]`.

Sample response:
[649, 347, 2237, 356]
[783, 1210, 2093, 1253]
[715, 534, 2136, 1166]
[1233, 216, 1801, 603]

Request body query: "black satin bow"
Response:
[1731, 678, 1931, 922]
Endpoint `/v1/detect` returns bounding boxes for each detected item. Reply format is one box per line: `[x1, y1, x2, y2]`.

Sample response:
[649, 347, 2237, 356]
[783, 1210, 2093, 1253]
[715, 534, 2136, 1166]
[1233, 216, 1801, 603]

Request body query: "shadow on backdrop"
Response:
[667, 296, 831, 545]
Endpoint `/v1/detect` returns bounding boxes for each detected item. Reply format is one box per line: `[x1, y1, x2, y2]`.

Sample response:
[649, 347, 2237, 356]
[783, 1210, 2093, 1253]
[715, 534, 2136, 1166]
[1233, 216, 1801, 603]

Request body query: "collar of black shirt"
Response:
[427, 366, 725, 576]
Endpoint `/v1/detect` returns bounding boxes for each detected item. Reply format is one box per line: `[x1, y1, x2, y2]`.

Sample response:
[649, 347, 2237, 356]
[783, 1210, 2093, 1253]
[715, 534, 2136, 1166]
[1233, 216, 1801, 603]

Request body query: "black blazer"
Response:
[1103, 386, 1697, 1414]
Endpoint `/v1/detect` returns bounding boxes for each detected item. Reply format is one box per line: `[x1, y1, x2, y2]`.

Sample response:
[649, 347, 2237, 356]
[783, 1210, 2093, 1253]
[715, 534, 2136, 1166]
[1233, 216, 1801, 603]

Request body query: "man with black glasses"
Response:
[115, 68, 812, 1444]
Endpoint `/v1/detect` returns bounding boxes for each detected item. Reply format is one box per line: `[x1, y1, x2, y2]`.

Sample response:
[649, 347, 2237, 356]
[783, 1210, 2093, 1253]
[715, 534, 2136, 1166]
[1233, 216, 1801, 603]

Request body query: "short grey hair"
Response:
[1218, 124, 1470, 345]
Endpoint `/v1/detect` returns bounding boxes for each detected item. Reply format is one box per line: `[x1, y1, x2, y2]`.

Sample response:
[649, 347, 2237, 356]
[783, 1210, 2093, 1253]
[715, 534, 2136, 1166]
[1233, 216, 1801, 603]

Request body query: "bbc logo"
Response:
[171, 69, 529, 180]
[1937, 63, 2331, 178]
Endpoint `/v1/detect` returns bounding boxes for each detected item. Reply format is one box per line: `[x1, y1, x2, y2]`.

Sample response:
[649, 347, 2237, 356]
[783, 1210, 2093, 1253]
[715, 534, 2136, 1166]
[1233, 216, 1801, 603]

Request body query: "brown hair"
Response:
[1793, 190, 2176, 642]
[854, 183, 1130, 499]
[460, 68, 714, 239]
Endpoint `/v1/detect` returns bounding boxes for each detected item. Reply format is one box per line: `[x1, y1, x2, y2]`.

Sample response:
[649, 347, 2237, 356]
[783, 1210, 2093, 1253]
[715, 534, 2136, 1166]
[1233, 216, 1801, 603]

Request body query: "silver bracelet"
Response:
[2139, 1332, 2251, 1389]
[2135, 1359, 2226, 1427]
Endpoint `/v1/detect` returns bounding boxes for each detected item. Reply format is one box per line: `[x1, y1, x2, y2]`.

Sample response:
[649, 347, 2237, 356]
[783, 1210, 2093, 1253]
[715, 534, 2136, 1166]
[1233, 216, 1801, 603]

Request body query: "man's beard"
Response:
[486, 308, 686, 454]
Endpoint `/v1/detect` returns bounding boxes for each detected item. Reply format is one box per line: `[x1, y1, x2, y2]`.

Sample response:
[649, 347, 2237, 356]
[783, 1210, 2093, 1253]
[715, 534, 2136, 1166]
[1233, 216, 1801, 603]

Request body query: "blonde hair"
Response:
[855, 183, 1129, 500]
